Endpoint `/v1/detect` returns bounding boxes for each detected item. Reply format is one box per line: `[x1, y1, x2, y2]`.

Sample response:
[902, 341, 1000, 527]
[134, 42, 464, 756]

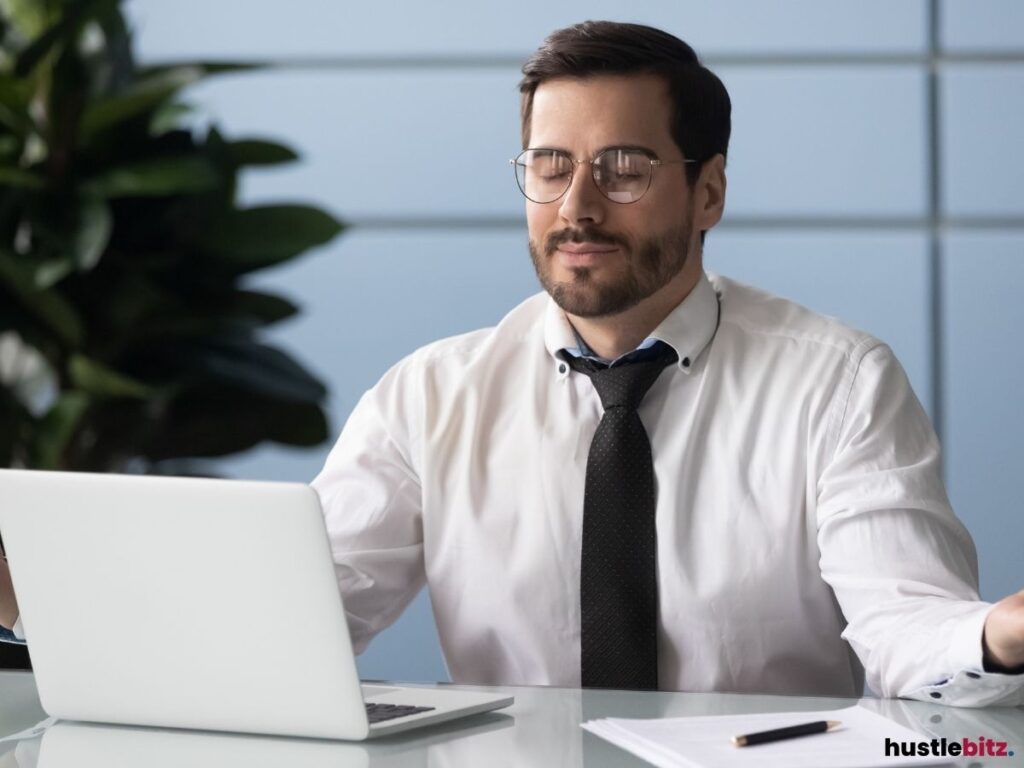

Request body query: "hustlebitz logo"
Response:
[885, 736, 1014, 758]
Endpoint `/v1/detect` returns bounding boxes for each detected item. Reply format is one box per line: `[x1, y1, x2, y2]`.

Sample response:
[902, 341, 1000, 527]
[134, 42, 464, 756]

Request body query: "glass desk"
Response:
[1, 670, 1021, 767]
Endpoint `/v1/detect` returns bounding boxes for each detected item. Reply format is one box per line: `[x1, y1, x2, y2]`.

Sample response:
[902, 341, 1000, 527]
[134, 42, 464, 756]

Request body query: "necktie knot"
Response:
[563, 343, 679, 411]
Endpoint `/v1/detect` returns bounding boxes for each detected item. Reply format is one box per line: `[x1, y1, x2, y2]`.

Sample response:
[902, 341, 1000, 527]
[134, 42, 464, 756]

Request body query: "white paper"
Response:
[0, 718, 57, 746]
[582, 705, 960, 768]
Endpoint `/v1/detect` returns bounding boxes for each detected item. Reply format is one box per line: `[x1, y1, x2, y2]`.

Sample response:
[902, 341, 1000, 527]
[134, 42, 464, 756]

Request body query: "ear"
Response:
[694, 154, 726, 232]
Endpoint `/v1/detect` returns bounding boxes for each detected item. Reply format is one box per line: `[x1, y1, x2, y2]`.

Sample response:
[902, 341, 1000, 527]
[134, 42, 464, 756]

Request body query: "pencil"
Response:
[732, 719, 842, 747]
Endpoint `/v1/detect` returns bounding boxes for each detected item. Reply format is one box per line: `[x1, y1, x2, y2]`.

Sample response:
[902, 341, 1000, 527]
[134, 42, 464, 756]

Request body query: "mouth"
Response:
[555, 242, 620, 255]
[554, 243, 620, 268]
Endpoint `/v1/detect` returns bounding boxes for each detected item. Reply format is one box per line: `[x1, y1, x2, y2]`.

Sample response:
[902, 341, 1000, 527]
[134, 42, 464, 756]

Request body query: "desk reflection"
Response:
[1, 714, 513, 768]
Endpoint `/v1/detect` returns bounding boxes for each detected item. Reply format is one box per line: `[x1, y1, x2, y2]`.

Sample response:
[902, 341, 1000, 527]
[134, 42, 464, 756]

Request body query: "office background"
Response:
[123, 0, 1024, 683]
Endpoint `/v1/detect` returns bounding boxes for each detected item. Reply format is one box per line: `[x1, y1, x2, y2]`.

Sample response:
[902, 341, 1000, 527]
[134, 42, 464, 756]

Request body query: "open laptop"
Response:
[0, 469, 512, 740]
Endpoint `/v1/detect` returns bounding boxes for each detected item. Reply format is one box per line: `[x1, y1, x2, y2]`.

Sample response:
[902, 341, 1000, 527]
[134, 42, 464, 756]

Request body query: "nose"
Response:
[557, 161, 606, 226]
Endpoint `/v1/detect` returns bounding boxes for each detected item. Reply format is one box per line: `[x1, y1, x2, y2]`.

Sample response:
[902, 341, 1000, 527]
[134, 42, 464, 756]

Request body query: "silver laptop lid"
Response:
[0, 469, 370, 740]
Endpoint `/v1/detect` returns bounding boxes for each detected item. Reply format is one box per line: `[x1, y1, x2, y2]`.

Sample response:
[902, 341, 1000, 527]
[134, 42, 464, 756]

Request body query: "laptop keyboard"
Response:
[365, 702, 436, 724]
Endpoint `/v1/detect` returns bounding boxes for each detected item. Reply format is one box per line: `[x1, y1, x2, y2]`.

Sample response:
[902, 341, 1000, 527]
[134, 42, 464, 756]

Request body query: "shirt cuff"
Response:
[0, 615, 25, 645]
[902, 603, 1024, 707]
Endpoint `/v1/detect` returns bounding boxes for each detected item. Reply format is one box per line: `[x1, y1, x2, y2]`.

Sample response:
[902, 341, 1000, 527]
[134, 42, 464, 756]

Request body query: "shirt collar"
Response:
[544, 270, 720, 376]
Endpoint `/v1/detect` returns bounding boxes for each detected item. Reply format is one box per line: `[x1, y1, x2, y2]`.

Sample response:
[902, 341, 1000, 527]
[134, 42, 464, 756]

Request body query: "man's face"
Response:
[525, 74, 698, 318]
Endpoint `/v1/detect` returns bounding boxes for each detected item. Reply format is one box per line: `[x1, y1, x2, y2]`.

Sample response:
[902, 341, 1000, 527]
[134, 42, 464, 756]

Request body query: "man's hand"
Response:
[982, 589, 1024, 673]
[0, 557, 19, 630]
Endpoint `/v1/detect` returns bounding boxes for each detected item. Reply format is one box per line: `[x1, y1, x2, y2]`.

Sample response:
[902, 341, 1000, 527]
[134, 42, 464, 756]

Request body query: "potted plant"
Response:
[0, 0, 342, 475]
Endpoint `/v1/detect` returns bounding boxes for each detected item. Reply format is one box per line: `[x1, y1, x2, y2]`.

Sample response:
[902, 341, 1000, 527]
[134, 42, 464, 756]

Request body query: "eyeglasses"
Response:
[510, 147, 697, 205]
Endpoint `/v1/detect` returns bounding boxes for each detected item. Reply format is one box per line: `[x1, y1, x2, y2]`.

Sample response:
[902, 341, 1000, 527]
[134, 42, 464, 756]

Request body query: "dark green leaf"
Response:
[138, 61, 263, 79]
[0, 166, 44, 188]
[101, 274, 180, 330]
[13, 0, 117, 77]
[264, 401, 327, 446]
[0, 251, 83, 346]
[71, 195, 112, 272]
[225, 139, 298, 166]
[94, 1, 135, 90]
[193, 337, 327, 403]
[0, 75, 36, 136]
[0, 106, 32, 137]
[148, 102, 193, 136]
[121, 316, 221, 345]
[31, 391, 90, 469]
[2, 0, 48, 42]
[207, 125, 227, 150]
[69, 355, 154, 399]
[0, 136, 22, 159]
[79, 66, 206, 138]
[0, 73, 31, 103]
[226, 290, 299, 325]
[48, 37, 89, 164]
[33, 257, 74, 289]
[82, 156, 221, 197]
[200, 205, 344, 270]
[144, 386, 328, 460]
[13, 14, 69, 78]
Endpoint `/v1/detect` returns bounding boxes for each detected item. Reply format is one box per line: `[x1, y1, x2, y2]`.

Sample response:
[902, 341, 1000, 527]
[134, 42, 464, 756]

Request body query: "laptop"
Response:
[0, 469, 513, 740]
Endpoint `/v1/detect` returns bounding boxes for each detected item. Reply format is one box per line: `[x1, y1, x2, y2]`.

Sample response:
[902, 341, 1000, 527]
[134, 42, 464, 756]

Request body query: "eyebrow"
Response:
[529, 144, 659, 158]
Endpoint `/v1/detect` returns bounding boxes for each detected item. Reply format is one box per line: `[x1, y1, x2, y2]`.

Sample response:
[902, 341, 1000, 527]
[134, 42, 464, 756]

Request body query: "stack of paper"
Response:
[582, 705, 957, 768]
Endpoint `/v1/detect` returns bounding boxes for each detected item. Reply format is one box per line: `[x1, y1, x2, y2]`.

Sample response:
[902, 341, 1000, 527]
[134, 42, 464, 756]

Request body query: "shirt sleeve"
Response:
[0, 615, 25, 644]
[310, 355, 427, 655]
[816, 342, 1024, 708]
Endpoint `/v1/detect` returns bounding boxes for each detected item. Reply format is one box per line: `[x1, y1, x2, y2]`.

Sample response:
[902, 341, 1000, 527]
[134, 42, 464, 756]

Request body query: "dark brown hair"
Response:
[519, 21, 731, 186]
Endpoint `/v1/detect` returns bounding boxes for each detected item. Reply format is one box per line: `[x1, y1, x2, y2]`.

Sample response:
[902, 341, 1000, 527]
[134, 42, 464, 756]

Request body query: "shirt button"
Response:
[929, 691, 942, 699]
[682, 357, 691, 367]
[558, 363, 566, 374]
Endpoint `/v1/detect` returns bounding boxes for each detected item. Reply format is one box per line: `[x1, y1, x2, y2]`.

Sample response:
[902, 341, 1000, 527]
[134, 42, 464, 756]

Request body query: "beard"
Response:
[528, 212, 694, 318]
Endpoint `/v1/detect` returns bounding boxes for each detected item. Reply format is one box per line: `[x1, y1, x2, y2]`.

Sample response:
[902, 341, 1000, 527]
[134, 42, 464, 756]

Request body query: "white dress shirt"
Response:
[311, 271, 1024, 707]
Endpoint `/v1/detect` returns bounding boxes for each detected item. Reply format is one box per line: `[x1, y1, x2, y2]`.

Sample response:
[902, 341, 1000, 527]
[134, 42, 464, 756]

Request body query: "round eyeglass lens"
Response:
[594, 149, 653, 204]
[515, 149, 573, 203]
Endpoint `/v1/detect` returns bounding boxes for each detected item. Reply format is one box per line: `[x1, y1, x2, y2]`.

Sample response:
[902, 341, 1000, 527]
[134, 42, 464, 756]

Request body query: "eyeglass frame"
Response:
[509, 146, 698, 205]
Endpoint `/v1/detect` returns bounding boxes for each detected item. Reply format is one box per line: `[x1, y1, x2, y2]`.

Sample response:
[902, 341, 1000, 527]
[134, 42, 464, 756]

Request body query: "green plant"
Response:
[0, 0, 342, 473]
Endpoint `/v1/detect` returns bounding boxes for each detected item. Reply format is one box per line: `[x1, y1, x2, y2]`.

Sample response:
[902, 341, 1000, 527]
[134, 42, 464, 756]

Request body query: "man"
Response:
[309, 21, 1024, 705]
[2, 21, 1023, 704]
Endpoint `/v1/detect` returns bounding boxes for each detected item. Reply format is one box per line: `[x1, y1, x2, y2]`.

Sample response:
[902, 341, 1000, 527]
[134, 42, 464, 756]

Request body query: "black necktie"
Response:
[561, 342, 679, 690]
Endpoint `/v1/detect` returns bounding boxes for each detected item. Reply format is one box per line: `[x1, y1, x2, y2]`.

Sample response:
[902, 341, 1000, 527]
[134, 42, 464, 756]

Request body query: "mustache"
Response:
[545, 227, 628, 255]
